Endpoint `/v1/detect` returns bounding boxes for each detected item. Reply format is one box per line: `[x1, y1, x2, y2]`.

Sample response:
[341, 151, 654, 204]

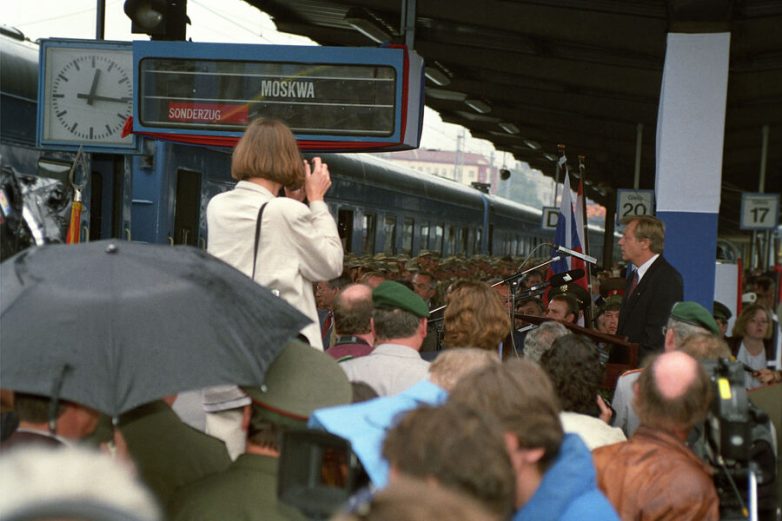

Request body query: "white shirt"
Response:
[340, 344, 430, 397]
[736, 341, 766, 389]
[560, 412, 627, 450]
[635, 253, 660, 282]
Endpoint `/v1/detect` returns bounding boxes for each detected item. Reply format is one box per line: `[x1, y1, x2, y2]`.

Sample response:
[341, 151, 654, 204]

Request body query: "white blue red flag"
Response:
[546, 172, 588, 297]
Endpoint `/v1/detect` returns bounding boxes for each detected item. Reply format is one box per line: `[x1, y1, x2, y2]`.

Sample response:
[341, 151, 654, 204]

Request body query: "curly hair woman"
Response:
[442, 280, 511, 353]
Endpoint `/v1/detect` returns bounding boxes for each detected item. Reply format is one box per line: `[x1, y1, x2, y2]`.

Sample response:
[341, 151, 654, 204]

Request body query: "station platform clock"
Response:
[38, 39, 138, 152]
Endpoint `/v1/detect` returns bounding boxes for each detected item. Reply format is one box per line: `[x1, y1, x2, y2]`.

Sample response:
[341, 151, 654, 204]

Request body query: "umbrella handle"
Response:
[66, 190, 83, 244]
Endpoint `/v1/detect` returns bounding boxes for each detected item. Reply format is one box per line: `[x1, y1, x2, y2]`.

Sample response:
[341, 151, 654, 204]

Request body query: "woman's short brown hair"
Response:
[443, 280, 511, 351]
[731, 304, 773, 339]
[231, 117, 305, 188]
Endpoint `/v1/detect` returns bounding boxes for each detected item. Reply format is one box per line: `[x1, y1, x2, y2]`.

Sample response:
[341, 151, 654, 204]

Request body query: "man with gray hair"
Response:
[612, 301, 720, 437]
[522, 321, 569, 362]
[340, 281, 430, 396]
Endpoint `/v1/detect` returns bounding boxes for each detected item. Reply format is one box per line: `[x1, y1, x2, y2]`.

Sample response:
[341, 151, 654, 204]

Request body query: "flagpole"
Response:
[578, 155, 595, 327]
[553, 144, 566, 206]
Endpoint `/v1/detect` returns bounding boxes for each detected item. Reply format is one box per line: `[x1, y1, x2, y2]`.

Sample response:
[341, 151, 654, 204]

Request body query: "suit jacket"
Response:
[207, 181, 343, 349]
[617, 256, 683, 363]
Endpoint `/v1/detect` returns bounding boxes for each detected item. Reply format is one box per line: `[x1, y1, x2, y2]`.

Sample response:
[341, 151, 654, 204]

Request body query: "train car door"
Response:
[89, 154, 127, 240]
[337, 207, 353, 253]
[172, 168, 201, 246]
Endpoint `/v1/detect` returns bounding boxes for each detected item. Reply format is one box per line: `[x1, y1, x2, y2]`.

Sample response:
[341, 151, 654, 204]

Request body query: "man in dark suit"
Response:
[617, 216, 683, 363]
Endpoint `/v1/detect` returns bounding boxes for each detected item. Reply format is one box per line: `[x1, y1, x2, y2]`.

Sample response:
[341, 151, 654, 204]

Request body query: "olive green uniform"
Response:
[168, 454, 307, 521]
[119, 401, 231, 513]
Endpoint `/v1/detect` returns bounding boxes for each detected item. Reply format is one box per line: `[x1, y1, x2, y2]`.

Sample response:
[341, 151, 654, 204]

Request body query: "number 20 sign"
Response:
[740, 193, 780, 230]
[616, 189, 655, 222]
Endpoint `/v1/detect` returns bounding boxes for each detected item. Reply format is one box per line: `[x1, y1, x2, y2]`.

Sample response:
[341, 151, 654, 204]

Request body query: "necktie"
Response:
[628, 270, 639, 296]
[322, 312, 333, 339]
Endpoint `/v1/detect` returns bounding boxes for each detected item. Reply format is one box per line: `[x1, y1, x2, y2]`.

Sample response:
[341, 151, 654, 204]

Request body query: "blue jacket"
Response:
[513, 434, 619, 521]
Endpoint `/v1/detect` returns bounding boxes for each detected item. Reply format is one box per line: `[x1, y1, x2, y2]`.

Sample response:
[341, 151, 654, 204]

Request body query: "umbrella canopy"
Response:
[0, 240, 310, 417]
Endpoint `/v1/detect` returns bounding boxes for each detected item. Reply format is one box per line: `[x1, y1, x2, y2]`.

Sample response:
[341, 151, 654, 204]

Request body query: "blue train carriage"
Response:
[322, 153, 487, 257]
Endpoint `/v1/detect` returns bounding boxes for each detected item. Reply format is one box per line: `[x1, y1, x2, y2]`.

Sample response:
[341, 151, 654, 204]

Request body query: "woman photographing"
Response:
[207, 117, 343, 349]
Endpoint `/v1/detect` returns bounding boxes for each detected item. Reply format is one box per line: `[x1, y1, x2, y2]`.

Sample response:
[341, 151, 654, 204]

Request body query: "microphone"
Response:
[554, 244, 597, 264]
[521, 269, 585, 295]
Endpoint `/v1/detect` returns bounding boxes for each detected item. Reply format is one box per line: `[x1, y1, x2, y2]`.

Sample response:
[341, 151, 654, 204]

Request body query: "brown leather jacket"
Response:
[592, 426, 718, 521]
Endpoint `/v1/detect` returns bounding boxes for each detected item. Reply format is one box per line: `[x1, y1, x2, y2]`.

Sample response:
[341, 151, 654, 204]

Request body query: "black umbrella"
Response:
[0, 240, 310, 417]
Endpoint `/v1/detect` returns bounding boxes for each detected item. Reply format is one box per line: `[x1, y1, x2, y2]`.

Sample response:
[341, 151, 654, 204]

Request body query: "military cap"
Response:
[595, 295, 622, 318]
[669, 301, 720, 336]
[372, 280, 428, 318]
[244, 340, 352, 427]
[712, 301, 732, 322]
[600, 277, 626, 297]
[551, 282, 590, 308]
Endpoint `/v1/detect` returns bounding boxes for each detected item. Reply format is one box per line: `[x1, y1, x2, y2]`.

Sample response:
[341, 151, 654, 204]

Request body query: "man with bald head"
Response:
[325, 284, 375, 362]
[593, 351, 718, 520]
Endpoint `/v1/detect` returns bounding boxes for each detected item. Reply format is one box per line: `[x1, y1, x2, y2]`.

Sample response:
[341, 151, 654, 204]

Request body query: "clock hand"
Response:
[76, 94, 132, 103]
[84, 68, 101, 106]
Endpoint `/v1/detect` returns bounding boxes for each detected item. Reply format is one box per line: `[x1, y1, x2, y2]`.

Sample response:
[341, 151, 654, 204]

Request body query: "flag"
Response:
[545, 172, 586, 301]
[572, 178, 588, 291]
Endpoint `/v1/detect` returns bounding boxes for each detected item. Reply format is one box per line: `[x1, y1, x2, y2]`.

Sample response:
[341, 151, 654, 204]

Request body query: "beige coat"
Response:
[206, 181, 343, 349]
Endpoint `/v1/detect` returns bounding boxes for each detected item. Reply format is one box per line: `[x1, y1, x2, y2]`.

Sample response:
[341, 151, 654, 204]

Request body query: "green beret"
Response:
[670, 301, 720, 336]
[373, 280, 428, 318]
[596, 295, 622, 317]
[712, 301, 732, 322]
[243, 340, 352, 427]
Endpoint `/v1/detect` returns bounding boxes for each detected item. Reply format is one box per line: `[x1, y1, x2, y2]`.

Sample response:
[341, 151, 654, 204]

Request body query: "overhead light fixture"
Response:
[543, 152, 558, 162]
[424, 61, 451, 86]
[455, 110, 500, 123]
[426, 88, 467, 101]
[499, 122, 519, 135]
[464, 98, 491, 114]
[523, 139, 541, 150]
[344, 7, 392, 44]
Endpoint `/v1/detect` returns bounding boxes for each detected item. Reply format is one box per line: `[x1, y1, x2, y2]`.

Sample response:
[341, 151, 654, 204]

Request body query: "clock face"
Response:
[42, 45, 134, 147]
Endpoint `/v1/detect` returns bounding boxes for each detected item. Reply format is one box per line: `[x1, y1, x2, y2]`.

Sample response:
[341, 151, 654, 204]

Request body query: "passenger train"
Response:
[1, 28, 608, 264]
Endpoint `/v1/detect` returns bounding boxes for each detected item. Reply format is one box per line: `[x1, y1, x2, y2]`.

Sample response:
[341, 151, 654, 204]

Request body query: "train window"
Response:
[363, 213, 376, 254]
[337, 208, 354, 253]
[420, 223, 429, 252]
[383, 216, 396, 255]
[173, 169, 202, 246]
[447, 226, 456, 255]
[401, 217, 414, 255]
[433, 224, 444, 254]
[488, 225, 494, 256]
[461, 227, 469, 255]
[475, 228, 482, 254]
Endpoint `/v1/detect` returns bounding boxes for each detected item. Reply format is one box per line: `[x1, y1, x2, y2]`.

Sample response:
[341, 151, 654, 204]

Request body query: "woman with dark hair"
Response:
[540, 334, 625, 450]
[207, 117, 343, 349]
[442, 280, 511, 354]
[727, 304, 774, 389]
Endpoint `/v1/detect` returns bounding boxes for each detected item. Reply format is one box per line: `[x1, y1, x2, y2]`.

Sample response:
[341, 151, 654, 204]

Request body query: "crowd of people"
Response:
[1, 118, 781, 521]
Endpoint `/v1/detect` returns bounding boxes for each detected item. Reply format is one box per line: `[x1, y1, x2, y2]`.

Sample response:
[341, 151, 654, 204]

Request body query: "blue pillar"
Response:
[655, 33, 730, 307]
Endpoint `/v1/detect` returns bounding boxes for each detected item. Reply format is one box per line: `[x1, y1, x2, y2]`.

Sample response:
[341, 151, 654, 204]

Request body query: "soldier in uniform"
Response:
[169, 341, 352, 521]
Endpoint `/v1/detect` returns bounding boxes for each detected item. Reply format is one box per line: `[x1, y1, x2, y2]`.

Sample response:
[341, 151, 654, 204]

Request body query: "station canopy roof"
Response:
[245, 0, 782, 236]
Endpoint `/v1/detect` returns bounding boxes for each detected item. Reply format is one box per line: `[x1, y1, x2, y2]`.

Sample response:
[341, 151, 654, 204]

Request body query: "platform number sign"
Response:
[740, 193, 779, 230]
[542, 207, 559, 230]
[616, 189, 654, 221]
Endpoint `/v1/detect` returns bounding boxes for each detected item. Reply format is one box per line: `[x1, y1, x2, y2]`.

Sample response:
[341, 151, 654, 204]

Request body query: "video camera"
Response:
[277, 429, 368, 520]
[699, 358, 777, 520]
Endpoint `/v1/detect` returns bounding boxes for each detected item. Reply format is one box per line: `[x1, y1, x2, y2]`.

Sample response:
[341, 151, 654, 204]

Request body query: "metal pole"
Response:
[400, 0, 416, 48]
[96, 0, 106, 40]
[758, 125, 770, 270]
[633, 123, 643, 189]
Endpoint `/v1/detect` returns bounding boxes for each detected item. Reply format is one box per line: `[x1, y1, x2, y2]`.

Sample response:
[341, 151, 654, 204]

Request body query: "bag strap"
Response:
[251, 202, 269, 281]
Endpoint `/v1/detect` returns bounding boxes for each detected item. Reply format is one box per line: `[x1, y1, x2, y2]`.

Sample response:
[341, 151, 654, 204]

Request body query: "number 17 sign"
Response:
[740, 193, 780, 230]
